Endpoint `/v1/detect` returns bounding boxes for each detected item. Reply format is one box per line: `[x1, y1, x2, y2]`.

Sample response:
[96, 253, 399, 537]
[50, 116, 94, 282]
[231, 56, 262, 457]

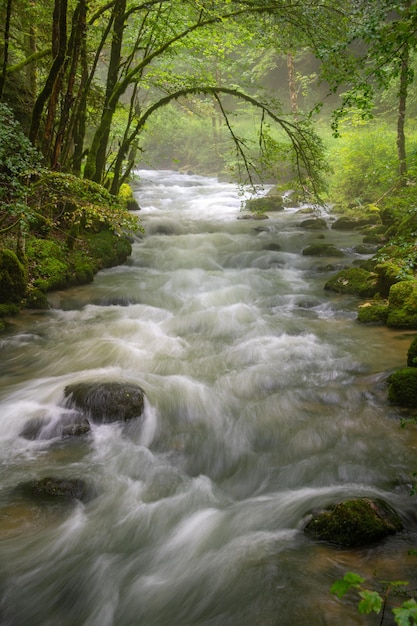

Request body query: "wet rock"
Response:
[331, 216, 377, 230]
[302, 244, 344, 257]
[304, 498, 403, 547]
[357, 301, 389, 324]
[353, 243, 378, 255]
[64, 381, 145, 423]
[299, 218, 327, 230]
[18, 477, 93, 503]
[407, 336, 417, 367]
[245, 197, 284, 212]
[387, 280, 417, 329]
[388, 368, 417, 407]
[20, 412, 91, 440]
[263, 243, 282, 252]
[238, 213, 268, 220]
[324, 267, 379, 297]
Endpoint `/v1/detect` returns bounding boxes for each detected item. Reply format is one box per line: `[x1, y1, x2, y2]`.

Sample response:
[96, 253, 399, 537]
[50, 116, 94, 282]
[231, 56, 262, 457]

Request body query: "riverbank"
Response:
[0, 174, 141, 330]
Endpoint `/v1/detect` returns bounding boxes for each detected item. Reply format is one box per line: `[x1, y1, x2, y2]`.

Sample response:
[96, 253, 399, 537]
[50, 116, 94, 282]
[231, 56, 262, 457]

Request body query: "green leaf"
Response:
[330, 572, 365, 599]
[393, 599, 417, 626]
[358, 590, 383, 615]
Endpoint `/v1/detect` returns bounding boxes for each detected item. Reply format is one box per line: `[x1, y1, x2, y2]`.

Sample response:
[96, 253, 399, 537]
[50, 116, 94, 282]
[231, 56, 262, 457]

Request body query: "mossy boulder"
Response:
[304, 498, 403, 547]
[331, 215, 379, 230]
[118, 183, 140, 211]
[302, 244, 344, 257]
[388, 368, 417, 407]
[86, 231, 132, 270]
[23, 287, 50, 310]
[299, 218, 327, 230]
[357, 301, 389, 324]
[27, 238, 69, 292]
[245, 196, 284, 213]
[64, 381, 145, 424]
[0, 248, 27, 306]
[407, 336, 417, 367]
[324, 268, 379, 297]
[374, 261, 405, 297]
[387, 280, 417, 329]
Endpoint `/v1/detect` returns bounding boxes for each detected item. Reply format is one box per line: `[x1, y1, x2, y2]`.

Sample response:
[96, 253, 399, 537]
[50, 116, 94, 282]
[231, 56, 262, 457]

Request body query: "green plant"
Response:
[0, 103, 41, 239]
[331, 572, 417, 625]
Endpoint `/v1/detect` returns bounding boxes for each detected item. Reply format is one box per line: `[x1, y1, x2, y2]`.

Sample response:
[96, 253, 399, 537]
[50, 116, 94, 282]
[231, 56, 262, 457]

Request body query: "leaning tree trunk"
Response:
[29, 0, 68, 146]
[85, 0, 126, 184]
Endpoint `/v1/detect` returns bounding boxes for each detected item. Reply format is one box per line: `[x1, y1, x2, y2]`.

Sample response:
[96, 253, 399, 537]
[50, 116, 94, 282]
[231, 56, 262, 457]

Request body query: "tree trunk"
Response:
[85, 0, 126, 183]
[397, 42, 409, 185]
[0, 0, 13, 101]
[287, 52, 298, 119]
[51, 0, 86, 170]
[29, 0, 68, 145]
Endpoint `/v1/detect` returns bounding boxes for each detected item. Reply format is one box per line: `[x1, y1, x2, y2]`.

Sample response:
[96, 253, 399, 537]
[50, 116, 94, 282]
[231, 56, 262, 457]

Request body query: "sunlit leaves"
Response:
[393, 599, 417, 626]
[330, 572, 366, 598]
[358, 590, 384, 615]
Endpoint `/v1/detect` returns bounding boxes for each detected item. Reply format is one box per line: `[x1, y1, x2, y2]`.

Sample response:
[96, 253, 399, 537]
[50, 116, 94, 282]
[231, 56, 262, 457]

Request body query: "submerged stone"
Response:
[64, 381, 145, 423]
[18, 477, 93, 503]
[304, 498, 403, 547]
[20, 412, 91, 440]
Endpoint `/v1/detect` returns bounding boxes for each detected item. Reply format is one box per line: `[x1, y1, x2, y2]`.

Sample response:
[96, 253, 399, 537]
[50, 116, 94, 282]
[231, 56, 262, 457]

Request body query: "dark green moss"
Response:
[245, 197, 284, 212]
[324, 267, 379, 297]
[0, 248, 27, 305]
[407, 336, 417, 367]
[299, 218, 327, 230]
[304, 498, 403, 547]
[27, 238, 69, 291]
[23, 287, 49, 310]
[302, 244, 345, 257]
[357, 302, 389, 324]
[85, 231, 132, 270]
[388, 367, 417, 406]
[387, 281, 417, 329]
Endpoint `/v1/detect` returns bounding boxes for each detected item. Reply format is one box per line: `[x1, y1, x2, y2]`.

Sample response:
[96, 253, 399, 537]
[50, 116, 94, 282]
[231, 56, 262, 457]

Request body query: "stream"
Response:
[1, 169, 417, 625]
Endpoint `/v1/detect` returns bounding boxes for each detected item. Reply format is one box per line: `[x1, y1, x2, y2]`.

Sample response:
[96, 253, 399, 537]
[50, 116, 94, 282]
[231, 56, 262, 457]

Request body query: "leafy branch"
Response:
[331, 572, 417, 625]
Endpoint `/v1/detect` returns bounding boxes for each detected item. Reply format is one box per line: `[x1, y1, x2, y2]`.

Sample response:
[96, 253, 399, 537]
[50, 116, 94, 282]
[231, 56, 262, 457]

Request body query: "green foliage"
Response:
[0, 103, 41, 236]
[331, 572, 416, 625]
[0, 248, 27, 304]
[388, 367, 417, 406]
[393, 599, 417, 626]
[325, 121, 399, 206]
[330, 572, 365, 598]
[30, 171, 140, 236]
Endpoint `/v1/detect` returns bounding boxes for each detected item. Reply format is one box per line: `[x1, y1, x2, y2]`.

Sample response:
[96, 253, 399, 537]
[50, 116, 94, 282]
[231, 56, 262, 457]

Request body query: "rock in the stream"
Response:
[18, 477, 93, 503]
[64, 381, 145, 424]
[20, 411, 91, 440]
[304, 498, 403, 547]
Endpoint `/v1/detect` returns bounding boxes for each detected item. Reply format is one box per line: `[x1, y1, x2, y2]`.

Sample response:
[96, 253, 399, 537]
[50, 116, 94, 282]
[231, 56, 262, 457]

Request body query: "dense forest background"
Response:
[0, 0, 417, 326]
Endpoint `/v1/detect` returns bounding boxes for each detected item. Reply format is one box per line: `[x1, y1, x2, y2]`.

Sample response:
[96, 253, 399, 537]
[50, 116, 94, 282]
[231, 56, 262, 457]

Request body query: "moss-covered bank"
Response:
[0, 172, 140, 329]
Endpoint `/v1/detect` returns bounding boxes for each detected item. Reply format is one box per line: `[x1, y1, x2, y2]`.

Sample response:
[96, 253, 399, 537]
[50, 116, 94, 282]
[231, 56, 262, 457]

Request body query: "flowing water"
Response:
[1, 170, 417, 625]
